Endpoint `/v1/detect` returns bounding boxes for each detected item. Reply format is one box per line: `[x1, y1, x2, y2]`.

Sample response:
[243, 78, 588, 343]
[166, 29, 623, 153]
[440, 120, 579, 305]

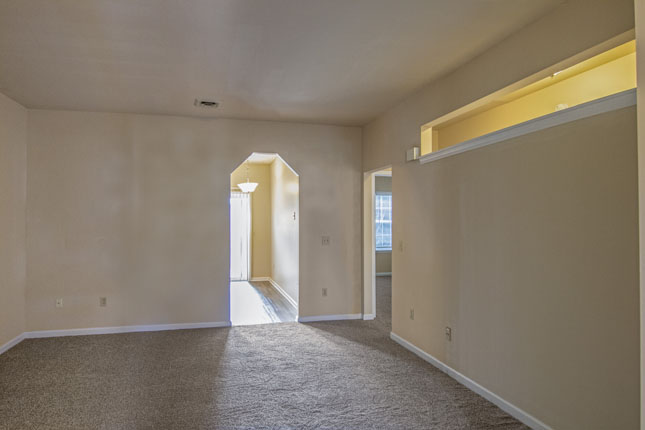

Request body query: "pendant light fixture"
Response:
[237, 160, 258, 193]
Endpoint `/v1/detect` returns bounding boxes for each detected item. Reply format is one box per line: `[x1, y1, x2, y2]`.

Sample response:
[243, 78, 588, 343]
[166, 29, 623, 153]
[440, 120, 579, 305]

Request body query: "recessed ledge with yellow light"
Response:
[419, 39, 637, 162]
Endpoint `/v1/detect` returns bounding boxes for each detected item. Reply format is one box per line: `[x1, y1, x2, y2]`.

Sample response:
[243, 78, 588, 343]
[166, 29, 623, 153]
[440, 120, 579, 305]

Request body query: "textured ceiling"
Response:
[0, 0, 562, 125]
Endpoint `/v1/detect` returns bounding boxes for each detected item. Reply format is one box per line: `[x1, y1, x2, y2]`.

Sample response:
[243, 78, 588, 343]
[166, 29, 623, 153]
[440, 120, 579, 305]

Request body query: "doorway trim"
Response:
[363, 165, 392, 320]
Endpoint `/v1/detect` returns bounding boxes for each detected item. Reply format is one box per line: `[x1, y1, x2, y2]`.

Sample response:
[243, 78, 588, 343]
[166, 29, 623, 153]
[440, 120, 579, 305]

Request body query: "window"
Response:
[375, 193, 392, 251]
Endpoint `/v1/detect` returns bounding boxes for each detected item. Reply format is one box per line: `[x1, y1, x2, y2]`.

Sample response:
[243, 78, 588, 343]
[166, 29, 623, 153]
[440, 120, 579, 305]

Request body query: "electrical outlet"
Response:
[409, 308, 414, 320]
[55, 298, 63, 308]
[399, 240, 404, 252]
[322, 288, 328, 297]
[321, 236, 330, 246]
[445, 327, 452, 341]
[99, 297, 107, 307]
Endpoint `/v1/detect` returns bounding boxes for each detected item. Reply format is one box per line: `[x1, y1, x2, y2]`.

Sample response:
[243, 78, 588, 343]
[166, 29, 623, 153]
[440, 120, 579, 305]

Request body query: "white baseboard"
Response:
[390, 332, 553, 430]
[298, 313, 362, 323]
[266, 278, 298, 310]
[24, 321, 232, 339]
[250, 276, 298, 310]
[363, 313, 376, 320]
[0, 333, 26, 355]
[376, 272, 391, 276]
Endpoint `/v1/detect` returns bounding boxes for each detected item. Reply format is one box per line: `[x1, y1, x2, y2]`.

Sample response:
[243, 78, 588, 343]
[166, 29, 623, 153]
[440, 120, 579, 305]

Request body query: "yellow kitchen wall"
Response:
[230, 163, 272, 279]
[426, 42, 636, 152]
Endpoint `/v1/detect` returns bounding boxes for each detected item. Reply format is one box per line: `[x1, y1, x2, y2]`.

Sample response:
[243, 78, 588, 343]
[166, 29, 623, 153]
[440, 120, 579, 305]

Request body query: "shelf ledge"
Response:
[419, 88, 637, 165]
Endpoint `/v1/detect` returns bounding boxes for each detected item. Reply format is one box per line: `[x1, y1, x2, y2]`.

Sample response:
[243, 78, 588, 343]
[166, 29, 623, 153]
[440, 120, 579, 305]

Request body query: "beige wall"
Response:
[636, 1, 645, 428]
[363, 0, 635, 172]
[393, 108, 640, 430]
[26, 110, 361, 330]
[375, 176, 392, 193]
[231, 163, 272, 278]
[362, 0, 639, 428]
[375, 252, 391, 275]
[270, 158, 299, 304]
[0, 93, 27, 347]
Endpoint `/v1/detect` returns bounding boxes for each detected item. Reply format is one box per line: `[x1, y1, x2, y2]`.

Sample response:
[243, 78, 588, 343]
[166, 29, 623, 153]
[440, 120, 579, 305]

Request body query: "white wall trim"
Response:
[376, 272, 392, 276]
[267, 278, 298, 310]
[362, 313, 376, 320]
[363, 170, 378, 321]
[0, 333, 26, 355]
[419, 88, 637, 165]
[24, 321, 232, 339]
[390, 332, 553, 430]
[251, 276, 298, 310]
[298, 313, 362, 323]
[0, 322, 232, 355]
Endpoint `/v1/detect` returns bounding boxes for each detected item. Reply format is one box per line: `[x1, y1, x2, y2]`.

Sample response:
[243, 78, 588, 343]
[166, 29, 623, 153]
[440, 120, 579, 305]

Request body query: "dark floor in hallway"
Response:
[375, 275, 392, 331]
[230, 280, 297, 326]
[0, 277, 528, 429]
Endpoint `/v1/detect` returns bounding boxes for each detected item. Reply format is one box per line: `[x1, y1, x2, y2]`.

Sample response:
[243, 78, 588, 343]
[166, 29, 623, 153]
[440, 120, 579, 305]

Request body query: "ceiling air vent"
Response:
[194, 99, 219, 108]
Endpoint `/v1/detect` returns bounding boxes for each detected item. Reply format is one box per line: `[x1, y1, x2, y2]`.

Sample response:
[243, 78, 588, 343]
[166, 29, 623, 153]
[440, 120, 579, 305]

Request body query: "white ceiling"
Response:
[0, 0, 562, 126]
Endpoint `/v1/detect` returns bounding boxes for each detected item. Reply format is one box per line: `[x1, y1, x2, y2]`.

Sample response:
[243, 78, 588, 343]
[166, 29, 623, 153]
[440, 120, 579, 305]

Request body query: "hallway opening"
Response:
[230, 153, 299, 326]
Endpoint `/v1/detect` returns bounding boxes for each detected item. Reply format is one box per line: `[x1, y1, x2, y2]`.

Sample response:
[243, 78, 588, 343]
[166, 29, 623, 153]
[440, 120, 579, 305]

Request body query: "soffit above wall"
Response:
[0, 0, 561, 125]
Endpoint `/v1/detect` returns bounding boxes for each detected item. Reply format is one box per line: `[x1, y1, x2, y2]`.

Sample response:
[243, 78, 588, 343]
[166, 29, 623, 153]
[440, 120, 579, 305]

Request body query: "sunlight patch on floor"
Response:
[230, 281, 296, 326]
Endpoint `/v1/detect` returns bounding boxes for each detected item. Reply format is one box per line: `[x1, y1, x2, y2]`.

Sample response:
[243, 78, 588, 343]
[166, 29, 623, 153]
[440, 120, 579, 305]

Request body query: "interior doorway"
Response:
[363, 167, 392, 327]
[229, 153, 300, 326]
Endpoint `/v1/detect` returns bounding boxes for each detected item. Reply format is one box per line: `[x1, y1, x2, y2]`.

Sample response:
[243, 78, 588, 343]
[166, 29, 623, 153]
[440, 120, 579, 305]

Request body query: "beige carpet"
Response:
[0, 277, 528, 429]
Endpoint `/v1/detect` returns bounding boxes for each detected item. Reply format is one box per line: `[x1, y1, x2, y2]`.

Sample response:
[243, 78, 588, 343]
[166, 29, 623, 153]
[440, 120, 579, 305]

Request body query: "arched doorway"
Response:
[229, 153, 299, 326]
